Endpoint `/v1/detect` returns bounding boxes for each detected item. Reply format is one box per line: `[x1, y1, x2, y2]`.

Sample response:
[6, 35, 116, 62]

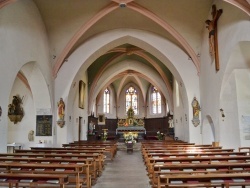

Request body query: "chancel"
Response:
[116, 108, 146, 141]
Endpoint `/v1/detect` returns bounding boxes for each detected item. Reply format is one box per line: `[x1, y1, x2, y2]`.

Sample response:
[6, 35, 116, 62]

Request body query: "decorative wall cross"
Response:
[205, 5, 223, 71]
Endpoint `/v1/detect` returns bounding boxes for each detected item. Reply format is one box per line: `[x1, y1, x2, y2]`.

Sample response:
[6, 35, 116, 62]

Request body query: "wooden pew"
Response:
[151, 162, 250, 187]
[239, 147, 250, 155]
[142, 148, 234, 155]
[143, 151, 247, 159]
[145, 155, 250, 180]
[0, 157, 92, 188]
[0, 162, 85, 188]
[142, 146, 222, 151]
[0, 173, 68, 188]
[143, 151, 247, 165]
[61, 144, 117, 160]
[158, 173, 250, 188]
[141, 144, 217, 148]
[26, 147, 108, 164]
[141, 140, 188, 144]
[14, 149, 103, 177]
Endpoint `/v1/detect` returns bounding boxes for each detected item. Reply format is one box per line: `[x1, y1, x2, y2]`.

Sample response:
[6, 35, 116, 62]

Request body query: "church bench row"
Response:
[143, 151, 247, 159]
[141, 147, 226, 157]
[150, 162, 250, 187]
[0, 162, 86, 188]
[142, 151, 248, 167]
[60, 144, 117, 160]
[239, 147, 250, 155]
[14, 149, 105, 173]
[146, 155, 250, 167]
[0, 152, 102, 178]
[142, 141, 250, 187]
[72, 140, 117, 143]
[141, 142, 210, 146]
[141, 140, 188, 143]
[142, 146, 222, 151]
[62, 141, 117, 148]
[0, 173, 68, 188]
[158, 173, 250, 188]
[142, 141, 250, 188]
[142, 148, 235, 155]
[62, 142, 117, 148]
[145, 155, 250, 180]
[29, 146, 115, 161]
[0, 157, 92, 187]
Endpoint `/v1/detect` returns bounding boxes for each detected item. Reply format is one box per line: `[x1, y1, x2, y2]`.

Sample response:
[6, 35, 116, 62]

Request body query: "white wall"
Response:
[0, 1, 52, 152]
[202, 116, 215, 145]
[235, 70, 250, 147]
[200, 1, 250, 147]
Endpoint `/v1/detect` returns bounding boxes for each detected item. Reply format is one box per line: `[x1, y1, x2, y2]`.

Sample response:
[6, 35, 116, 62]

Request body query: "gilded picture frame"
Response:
[79, 80, 85, 109]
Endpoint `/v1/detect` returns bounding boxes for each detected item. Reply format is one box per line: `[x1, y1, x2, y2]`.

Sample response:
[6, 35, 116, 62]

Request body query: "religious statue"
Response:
[88, 121, 94, 135]
[57, 98, 65, 120]
[28, 130, 34, 142]
[191, 97, 201, 127]
[57, 98, 65, 128]
[168, 117, 174, 128]
[205, 4, 223, 71]
[127, 107, 134, 118]
[8, 95, 24, 115]
[8, 95, 24, 124]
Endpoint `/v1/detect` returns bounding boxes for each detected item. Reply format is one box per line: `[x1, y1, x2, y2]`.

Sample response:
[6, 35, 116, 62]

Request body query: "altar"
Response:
[116, 126, 146, 134]
[116, 108, 146, 141]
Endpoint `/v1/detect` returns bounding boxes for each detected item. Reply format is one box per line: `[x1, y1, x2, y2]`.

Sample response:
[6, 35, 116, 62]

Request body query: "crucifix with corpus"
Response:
[205, 4, 223, 71]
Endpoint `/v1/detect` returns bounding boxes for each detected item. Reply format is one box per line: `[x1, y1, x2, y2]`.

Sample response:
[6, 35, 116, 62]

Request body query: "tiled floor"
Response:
[93, 143, 151, 188]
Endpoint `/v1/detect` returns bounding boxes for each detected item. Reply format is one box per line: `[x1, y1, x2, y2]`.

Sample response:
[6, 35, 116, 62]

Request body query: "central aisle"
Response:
[93, 143, 150, 188]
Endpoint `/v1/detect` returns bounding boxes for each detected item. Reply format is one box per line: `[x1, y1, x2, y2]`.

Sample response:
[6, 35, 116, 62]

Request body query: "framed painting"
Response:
[98, 114, 105, 125]
[79, 80, 85, 109]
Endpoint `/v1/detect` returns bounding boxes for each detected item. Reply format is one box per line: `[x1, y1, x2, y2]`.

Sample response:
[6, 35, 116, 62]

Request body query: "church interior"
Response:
[0, 0, 250, 187]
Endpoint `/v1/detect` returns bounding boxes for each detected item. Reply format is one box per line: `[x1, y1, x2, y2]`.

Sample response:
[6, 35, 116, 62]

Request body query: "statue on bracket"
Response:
[8, 95, 24, 124]
[57, 98, 65, 128]
[191, 97, 201, 127]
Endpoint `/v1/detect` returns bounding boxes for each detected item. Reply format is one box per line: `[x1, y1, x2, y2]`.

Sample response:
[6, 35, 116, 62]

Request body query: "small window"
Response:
[103, 88, 110, 113]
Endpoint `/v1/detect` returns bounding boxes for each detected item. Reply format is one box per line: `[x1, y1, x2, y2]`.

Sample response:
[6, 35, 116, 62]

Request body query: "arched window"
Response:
[152, 86, 162, 114]
[103, 88, 110, 113]
[125, 86, 138, 114]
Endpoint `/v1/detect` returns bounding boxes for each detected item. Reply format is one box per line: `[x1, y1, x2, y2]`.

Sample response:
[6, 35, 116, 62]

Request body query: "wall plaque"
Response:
[36, 115, 52, 136]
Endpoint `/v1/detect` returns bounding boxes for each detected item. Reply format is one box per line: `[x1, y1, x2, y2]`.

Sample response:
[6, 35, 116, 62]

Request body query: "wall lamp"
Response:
[220, 108, 225, 121]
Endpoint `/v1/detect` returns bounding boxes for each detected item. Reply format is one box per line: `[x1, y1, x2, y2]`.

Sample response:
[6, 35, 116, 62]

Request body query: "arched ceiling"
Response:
[1, 0, 249, 111]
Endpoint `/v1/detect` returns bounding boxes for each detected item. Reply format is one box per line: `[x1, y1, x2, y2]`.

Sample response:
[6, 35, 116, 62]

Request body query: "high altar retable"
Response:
[116, 108, 146, 139]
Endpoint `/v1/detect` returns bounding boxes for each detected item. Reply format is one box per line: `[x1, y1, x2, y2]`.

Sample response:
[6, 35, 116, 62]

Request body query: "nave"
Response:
[93, 143, 150, 188]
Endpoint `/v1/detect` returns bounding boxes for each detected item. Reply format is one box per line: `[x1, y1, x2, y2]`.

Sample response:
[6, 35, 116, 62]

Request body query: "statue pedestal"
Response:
[57, 120, 65, 128]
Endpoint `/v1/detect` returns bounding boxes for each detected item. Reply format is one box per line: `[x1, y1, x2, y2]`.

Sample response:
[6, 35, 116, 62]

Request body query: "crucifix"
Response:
[205, 4, 223, 71]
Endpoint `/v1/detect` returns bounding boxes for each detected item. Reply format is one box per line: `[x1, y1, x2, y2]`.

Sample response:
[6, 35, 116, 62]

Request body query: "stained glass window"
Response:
[125, 86, 138, 114]
[152, 86, 161, 114]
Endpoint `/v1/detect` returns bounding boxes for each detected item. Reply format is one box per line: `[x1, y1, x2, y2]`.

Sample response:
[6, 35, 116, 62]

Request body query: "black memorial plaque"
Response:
[36, 115, 52, 136]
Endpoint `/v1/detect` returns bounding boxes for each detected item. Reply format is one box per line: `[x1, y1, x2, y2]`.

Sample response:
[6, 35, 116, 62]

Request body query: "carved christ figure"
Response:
[205, 5, 223, 71]
[205, 19, 215, 56]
